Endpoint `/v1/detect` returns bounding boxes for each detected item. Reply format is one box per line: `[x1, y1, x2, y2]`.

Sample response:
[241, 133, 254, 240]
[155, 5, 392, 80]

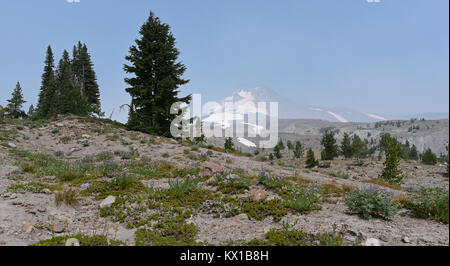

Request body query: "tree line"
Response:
[1, 42, 102, 120]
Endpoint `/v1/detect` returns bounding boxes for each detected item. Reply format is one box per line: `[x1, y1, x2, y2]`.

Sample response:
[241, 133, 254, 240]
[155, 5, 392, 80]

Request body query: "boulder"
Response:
[251, 190, 268, 201]
[7, 143, 16, 148]
[100, 195, 116, 209]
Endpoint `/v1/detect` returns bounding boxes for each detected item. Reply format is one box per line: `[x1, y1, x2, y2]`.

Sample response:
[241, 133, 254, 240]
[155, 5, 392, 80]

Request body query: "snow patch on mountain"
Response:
[365, 113, 387, 121]
[237, 137, 257, 147]
[327, 111, 349, 123]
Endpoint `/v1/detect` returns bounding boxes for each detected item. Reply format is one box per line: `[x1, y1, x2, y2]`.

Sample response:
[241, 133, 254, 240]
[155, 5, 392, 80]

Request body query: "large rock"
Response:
[7, 143, 16, 148]
[251, 190, 268, 201]
[100, 195, 116, 209]
[202, 162, 223, 176]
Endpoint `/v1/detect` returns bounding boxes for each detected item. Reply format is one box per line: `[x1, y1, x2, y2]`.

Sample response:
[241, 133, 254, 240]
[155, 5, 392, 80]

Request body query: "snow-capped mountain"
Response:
[203, 87, 389, 123]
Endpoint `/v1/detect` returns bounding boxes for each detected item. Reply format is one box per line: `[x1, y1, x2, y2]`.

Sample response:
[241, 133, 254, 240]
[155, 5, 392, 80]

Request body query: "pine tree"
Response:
[379, 136, 403, 184]
[287, 140, 294, 158]
[421, 148, 437, 165]
[73, 42, 102, 115]
[340, 132, 353, 159]
[409, 144, 419, 160]
[273, 144, 282, 159]
[27, 104, 35, 117]
[36, 45, 56, 118]
[6, 82, 26, 119]
[277, 139, 285, 151]
[224, 137, 234, 151]
[306, 148, 318, 168]
[320, 130, 338, 160]
[55, 50, 77, 115]
[351, 135, 368, 160]
[124, 11, 191, 136]
[293, 141, 304, 159]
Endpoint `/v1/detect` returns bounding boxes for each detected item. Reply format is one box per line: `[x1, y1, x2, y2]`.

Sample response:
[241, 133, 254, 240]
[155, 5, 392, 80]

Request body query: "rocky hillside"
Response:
[0, 117, 448, 246]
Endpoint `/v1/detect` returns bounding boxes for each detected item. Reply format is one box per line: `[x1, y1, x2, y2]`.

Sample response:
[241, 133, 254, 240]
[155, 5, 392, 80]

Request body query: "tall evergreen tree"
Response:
[293, 141, 304, 159]
[6, 82, 26, 119]
[320, 130, 338, 160]
[55, 50, 77, 115]
[409, 144, 419, 160]
[36, 45, 56, 118]
[306, 149, 318, 168]
[340, 132, 353, 159]
[73, 42, 102, 115]
[379, 136, 403, 184]
[351, 135, 368, 160]
[124, 11, 191, 136]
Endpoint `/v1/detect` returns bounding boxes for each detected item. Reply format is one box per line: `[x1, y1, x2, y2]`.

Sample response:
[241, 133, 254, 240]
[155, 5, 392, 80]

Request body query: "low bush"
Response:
[345, 187, 399, 220]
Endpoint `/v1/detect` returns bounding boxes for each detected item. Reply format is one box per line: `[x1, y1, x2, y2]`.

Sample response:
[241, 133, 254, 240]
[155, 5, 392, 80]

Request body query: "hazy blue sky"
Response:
[0, 0, 448, 122]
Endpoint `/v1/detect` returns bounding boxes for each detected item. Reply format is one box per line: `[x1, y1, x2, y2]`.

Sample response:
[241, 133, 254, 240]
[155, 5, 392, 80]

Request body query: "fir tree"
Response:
[320, 130, 338, 160]
[293, 141, 304, 159]
[27, 104, 35, 117]
[55, 50, 76, 115]
[73, 42, 102, 115]
[287, 140, 294, 158]
[273, 144, 282, 159]
[6, 82, 26, 119]
[36, 45, 56, 118]
[351, 135, 368, 160]
[306, 149, 318, 168]
[224, 137, 234, 151]
[340, 132, 353, 159]
[421, 148, 437, 165]
[409, 144, 419, 160]
[124, 11, 191, 136]
[277, 139, 285, 151]
[379, 136, 403, 184]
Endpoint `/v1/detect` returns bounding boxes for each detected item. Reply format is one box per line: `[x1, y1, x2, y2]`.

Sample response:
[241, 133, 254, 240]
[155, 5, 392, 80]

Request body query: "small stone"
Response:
[402, 237, 410, 243]
[37, 207, 47, 213]
[100, 195, 116, 209]
[53, 223, 65, 233]
[266, 195, 279, 201]
[23, 222, 33, 234]
[251, 190, 268, 201]
[365, 238, 381, 246]
[81, 134, 91, 139]
[7, 142, 17, 148]
[42, 189, 52, 194]
[10, 193, 17, 199]
[55, 123, 64, 127]
[324, 198, 339, 204]
[65, 238, 80, 246]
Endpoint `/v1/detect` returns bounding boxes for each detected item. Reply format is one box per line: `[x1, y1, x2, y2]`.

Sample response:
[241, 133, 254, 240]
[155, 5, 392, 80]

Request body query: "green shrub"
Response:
[403, 188, 449, 224]
[345, 187, 398, 220]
